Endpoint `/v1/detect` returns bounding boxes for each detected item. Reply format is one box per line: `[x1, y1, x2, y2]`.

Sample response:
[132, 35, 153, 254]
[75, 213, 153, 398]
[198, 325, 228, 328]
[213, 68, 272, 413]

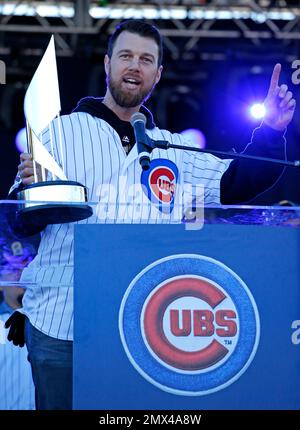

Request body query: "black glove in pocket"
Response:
[5, 311, 26, 347]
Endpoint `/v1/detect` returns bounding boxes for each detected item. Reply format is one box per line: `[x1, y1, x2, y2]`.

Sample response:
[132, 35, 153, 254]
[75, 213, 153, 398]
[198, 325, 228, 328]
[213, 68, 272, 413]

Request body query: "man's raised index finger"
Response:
[267, 63, 281, 96]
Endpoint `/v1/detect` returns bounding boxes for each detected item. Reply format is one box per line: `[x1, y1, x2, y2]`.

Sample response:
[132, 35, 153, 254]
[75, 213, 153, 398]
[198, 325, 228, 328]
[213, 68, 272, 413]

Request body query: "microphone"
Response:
[130, 112, 151, 171]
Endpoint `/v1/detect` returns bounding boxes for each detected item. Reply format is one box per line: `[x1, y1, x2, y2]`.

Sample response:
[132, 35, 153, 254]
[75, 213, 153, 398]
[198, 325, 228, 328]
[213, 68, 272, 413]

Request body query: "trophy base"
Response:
[17, 203, 93, 225]
[16, 180, 93, 226]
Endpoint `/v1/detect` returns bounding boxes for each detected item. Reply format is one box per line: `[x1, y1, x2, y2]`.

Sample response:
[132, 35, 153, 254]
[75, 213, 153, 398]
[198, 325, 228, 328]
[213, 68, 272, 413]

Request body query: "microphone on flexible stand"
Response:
[152, 140, 300, 169]
[130, 112, 152, 171]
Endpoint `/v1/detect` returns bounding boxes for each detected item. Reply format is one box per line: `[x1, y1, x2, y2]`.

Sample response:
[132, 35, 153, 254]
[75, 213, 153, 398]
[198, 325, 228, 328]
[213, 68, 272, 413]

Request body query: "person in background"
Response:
[0, 284, 35, 410]
[0, 237, 36, 410]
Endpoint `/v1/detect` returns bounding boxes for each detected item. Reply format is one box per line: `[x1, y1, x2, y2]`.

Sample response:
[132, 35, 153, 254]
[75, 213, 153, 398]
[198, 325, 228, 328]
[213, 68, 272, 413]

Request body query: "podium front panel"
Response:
[74, 222, 300, 409]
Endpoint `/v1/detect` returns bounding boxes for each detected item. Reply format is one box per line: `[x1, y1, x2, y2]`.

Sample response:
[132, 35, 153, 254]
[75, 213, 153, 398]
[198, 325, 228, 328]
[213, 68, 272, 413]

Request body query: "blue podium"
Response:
[73, 208, 300, 410]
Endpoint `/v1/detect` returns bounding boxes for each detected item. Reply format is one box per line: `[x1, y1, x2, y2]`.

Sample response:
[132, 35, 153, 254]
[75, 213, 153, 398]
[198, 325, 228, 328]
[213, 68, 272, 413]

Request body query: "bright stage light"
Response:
[15, 127, 27, 153]
[180, 128, 206, 149]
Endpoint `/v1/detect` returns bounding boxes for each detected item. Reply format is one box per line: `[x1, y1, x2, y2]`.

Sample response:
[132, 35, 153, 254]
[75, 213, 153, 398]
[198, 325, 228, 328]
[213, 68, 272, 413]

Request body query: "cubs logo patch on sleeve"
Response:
[141, 159, 179, 213]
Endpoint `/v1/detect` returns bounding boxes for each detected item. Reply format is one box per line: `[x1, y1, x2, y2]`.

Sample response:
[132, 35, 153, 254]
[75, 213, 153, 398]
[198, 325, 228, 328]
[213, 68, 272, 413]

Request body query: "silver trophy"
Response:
[16, 36, 92, 227]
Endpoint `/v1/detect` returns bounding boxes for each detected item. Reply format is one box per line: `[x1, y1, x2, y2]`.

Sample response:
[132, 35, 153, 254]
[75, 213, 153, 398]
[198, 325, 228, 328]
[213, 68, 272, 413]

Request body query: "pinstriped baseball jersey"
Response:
[19, 112, 232, 340]
[0, 309, 35, 410]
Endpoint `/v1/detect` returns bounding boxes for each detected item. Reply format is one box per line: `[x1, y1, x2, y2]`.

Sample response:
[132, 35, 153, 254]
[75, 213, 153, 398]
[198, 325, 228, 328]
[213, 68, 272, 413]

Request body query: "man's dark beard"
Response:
[107, 74, 155, 108]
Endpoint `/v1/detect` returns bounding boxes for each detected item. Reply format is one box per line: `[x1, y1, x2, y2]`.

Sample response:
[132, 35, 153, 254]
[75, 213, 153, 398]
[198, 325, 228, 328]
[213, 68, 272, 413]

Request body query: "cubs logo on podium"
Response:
[119, 254, 260, 396]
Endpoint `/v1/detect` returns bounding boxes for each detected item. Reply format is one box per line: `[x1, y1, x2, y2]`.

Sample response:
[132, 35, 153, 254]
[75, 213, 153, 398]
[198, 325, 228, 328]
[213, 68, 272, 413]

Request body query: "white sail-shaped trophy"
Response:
[17, 35, 93, 226]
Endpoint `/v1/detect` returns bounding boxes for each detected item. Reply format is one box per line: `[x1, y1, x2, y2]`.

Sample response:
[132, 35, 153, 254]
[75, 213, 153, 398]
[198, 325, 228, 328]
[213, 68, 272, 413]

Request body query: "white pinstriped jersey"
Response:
[20, 112, 232, 340]
[0, 310, 35, 410]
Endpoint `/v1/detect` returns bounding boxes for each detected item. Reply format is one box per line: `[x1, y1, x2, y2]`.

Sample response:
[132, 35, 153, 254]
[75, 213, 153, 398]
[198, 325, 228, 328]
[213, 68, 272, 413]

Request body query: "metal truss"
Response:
[0, 0, 299, 59]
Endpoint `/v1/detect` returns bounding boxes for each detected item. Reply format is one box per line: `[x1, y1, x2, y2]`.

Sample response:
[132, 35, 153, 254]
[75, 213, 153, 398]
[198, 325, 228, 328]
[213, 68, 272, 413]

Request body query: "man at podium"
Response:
[6, 19, 296, 409]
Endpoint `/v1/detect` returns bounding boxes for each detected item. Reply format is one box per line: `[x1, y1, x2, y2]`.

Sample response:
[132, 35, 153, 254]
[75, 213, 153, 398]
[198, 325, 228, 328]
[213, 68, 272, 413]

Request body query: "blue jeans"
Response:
[25, 317, 73, 410]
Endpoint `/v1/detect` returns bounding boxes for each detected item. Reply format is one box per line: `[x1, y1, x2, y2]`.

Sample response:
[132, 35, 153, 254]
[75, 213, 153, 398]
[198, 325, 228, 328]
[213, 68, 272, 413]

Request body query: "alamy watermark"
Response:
[0, 60, 6, 84]
[94, 179, 205, 230]
[291, 60, 300, 85]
